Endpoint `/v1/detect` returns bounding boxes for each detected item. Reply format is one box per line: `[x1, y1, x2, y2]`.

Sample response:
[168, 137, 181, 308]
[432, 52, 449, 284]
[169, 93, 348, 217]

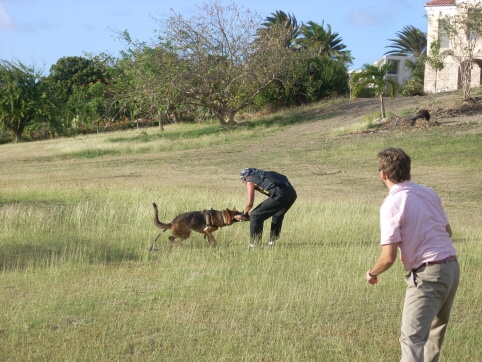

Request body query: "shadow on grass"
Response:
[106, 111, 331, 144]
[108, 124, 222, 143]
[0, 238, 141, 271]
[70, 148, 122, 159]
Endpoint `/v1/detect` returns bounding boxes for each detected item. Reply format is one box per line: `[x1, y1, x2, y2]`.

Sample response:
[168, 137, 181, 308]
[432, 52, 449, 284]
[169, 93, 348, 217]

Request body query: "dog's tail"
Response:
[152, 203, 172, 230]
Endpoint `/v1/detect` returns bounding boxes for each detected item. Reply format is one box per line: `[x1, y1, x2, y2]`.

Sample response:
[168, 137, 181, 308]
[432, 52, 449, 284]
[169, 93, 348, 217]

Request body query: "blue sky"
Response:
[0, 0, 428, 74]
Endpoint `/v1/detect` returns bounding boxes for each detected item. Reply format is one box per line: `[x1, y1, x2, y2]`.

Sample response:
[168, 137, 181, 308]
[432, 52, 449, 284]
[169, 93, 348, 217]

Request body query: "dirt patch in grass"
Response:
[346, 93, 482, 134]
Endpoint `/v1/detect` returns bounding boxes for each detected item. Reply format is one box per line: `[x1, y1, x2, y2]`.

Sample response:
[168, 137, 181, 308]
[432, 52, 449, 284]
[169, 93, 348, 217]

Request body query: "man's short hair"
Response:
[378, 148, 411, 183]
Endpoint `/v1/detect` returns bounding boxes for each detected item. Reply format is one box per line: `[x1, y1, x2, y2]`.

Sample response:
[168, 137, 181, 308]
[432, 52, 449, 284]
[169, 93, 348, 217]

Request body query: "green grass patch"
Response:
[0, 97, 481, 361]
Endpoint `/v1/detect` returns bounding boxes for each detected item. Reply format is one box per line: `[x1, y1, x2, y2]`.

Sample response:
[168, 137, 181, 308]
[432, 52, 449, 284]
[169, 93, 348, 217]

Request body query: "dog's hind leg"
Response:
[168, 235, 186, 244]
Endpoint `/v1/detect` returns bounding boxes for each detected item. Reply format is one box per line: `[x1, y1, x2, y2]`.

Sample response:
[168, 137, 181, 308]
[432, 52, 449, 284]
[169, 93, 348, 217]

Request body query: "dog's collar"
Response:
[204, 209, 225, 227]
[204, 209, 213, 227]
[221, 210, 229, 225]
[204, 209, 232, 227]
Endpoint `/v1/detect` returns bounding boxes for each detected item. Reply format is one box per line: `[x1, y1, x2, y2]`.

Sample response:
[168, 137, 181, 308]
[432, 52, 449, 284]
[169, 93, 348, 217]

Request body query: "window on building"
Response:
[439, 18, 450, 48]
[467, 8, 481, 42]
[387, 60, 399, 75]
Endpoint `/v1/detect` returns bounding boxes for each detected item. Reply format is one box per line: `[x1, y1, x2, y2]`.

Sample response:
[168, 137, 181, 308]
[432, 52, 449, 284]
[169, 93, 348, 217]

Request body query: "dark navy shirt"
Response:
[246, 172, 276, 192]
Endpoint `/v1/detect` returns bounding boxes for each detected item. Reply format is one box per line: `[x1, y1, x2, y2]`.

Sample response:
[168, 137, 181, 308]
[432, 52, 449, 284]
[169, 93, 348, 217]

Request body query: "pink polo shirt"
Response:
[380, 180, 456, 271]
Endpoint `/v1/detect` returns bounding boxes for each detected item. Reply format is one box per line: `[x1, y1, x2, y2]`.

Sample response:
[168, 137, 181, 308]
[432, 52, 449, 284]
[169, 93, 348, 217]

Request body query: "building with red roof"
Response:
[424, 0, 482, 93]
[425, 0, 455, 6]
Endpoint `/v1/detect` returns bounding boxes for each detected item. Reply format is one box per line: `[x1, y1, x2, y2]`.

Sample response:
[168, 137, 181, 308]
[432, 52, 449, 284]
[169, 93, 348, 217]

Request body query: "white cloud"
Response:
[346, 1, 418, 29]
[0, 3, 14, 30]
[347, 8, 387, 28]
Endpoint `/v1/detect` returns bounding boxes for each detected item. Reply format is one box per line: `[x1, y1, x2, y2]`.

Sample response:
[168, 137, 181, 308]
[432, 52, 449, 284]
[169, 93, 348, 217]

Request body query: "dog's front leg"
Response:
[203, 226, 218, 247]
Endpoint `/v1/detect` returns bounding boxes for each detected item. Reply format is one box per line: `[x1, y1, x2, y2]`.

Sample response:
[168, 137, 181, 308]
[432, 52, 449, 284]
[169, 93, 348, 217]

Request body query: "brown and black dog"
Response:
[151, 203, 246, 249]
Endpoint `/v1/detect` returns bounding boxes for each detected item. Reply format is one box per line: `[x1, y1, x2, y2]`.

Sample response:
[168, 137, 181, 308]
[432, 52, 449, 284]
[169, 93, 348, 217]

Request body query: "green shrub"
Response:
[400, 80, 424, 97]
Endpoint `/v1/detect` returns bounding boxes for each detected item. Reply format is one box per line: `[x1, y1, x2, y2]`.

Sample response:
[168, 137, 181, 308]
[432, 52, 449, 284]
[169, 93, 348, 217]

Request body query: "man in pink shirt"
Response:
[366, 148, 459, 362]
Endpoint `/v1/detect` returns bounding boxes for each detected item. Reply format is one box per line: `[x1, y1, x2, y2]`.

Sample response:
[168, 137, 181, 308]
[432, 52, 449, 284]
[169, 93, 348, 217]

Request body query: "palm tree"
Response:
[258, 10, 300, 49]
[385, 25, 427, 57]
[297, 21, 353, 65]
[350, 63, 398, 118]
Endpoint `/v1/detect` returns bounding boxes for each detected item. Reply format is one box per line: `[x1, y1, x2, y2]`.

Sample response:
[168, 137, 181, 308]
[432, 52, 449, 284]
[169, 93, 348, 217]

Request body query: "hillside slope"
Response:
[265, 92, 482, 132]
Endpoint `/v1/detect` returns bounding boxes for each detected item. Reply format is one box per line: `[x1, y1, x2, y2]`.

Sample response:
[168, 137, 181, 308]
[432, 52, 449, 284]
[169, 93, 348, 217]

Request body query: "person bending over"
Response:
[236, 168, 297, 248]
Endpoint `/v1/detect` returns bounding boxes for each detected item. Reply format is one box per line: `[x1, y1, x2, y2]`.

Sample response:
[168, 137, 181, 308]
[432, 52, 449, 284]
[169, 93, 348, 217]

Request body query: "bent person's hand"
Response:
[235, 214, 250, 221]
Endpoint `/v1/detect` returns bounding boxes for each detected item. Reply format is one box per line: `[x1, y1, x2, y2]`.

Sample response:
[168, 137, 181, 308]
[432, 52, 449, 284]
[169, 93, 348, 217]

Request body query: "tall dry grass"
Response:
[0, 98, 481, 361]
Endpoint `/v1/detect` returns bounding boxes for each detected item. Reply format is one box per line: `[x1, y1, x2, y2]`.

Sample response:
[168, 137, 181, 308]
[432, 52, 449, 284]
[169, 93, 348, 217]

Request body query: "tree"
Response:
[399, 57, 426, 96]
[146, 0, 298, 125]
[424, 41, 453, 93]
[439, 1, 482, 100]
[350, 63, 398, 118]
[47, 56, 110, 103]
[255, 15, 351, 108]
[67, 80, 107, 133]
[45, 55, 114, 133]
[385, 25, 427, 96]
[298, 21, 353, 64]
[301, 56, 350, 100]
[385, 25, 427, 57]
[255, 55, 349, 109]
[113, 38, 191, 129]
[258, 10, 301, 49]
[0, 60, 56, 142]
[297, 20, 353, 65]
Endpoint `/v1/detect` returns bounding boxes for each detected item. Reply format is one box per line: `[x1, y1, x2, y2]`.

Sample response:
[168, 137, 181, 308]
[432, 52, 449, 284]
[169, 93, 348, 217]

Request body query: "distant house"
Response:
[424, 0, 482, 93]
[374, 55, 418, 86]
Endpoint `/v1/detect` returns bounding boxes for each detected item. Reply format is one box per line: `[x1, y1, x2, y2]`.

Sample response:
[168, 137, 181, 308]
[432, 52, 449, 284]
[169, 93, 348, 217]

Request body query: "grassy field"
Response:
[1, 96, 481, 361]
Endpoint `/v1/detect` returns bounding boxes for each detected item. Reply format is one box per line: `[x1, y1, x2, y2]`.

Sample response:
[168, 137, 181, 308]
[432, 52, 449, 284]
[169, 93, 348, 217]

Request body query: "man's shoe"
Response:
[268, 241, 276, 246]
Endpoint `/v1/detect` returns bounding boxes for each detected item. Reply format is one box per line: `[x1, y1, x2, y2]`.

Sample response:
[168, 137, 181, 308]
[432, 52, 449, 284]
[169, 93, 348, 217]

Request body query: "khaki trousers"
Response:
[400, 260, 460, 362]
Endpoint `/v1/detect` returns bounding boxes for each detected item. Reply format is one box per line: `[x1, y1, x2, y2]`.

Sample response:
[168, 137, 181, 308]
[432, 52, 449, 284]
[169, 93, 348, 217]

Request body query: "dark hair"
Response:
[377, 148, 411, 183]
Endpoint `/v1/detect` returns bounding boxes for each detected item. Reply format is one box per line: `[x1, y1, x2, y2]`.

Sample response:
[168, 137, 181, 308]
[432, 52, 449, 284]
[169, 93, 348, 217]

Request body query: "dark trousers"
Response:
[249, 186, 297, 243]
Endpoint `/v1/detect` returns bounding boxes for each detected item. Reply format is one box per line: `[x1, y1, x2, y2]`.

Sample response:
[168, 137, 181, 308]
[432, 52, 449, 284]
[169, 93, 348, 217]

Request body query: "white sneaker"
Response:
[249, 244, 255, 249]
[268, 241, 276, 246]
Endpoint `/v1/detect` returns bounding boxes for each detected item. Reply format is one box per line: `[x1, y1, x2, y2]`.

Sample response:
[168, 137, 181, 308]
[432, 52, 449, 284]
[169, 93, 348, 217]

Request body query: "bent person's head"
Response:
[239, 168, 260, 181]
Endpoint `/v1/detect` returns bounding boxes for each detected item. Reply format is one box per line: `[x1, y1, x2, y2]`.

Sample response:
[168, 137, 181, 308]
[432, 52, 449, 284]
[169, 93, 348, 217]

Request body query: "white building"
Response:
[424, 0, 482, 93]
[374, 55, 419, 86]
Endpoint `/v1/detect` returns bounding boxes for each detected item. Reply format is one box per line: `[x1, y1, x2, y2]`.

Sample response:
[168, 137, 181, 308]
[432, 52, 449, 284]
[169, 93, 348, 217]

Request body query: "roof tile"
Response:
[425, 0, 455, 6]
